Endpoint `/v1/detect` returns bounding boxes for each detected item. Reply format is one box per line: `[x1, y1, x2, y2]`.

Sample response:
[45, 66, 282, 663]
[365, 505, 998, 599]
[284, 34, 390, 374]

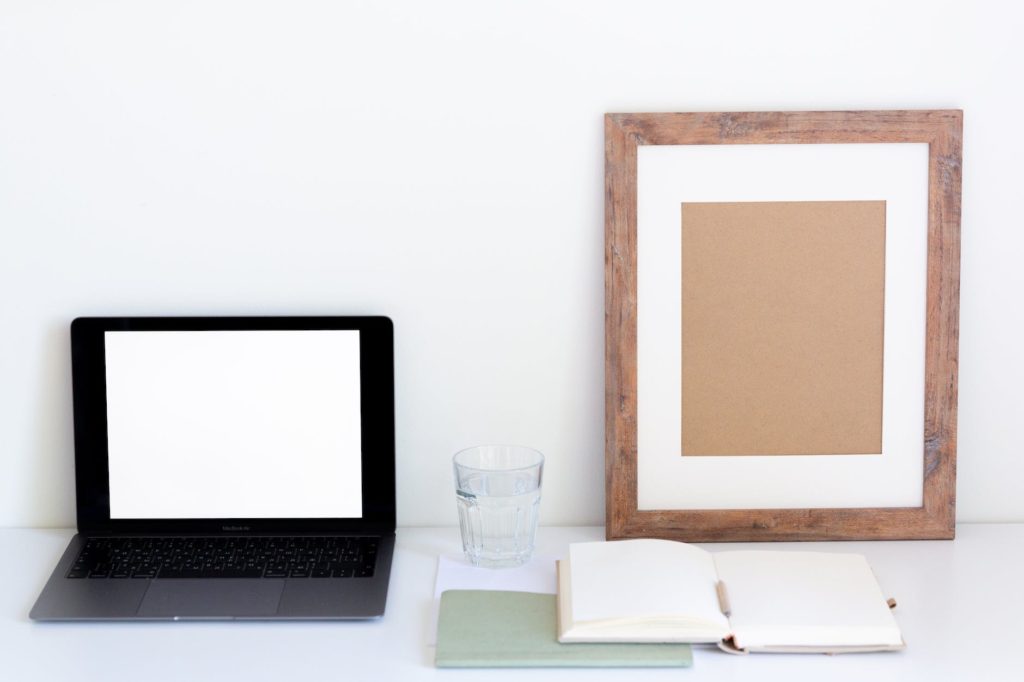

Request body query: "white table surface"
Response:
[2, 524, 1021, 681]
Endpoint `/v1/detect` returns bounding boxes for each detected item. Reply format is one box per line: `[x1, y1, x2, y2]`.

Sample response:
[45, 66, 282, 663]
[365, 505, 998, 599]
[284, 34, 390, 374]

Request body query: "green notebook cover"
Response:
[435, 590, 693, 668]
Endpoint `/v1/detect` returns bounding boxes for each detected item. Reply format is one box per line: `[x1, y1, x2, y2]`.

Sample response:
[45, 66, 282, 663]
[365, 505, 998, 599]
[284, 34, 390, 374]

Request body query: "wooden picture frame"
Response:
[605, 110, 962, 541]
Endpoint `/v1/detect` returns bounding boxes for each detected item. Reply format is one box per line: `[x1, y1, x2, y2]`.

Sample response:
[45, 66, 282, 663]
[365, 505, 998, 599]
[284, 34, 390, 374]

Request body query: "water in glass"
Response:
[453, 446, 543, 568]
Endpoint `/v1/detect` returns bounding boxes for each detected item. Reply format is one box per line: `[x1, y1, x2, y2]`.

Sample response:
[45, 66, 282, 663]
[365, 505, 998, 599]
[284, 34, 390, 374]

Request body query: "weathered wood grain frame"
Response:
[605, 110, 962, 541]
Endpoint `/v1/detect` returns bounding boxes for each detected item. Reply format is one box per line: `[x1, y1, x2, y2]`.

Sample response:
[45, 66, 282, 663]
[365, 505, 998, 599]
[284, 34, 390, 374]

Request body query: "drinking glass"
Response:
[453, 445, 544, 568]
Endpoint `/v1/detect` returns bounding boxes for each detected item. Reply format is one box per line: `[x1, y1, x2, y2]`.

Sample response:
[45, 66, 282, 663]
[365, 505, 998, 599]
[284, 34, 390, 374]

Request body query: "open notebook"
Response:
[557, 539, 904, 654]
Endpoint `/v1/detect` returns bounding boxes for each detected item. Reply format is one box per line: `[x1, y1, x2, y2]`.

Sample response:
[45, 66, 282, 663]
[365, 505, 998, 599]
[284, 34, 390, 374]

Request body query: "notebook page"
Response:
[713, 551, 902, 649]
[569, 540, 727, 628]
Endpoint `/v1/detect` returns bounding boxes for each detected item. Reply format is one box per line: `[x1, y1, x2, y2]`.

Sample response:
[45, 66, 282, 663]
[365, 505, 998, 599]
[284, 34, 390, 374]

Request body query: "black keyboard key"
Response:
[289, 564, 311, 578]
[132, 565, 159, 579]
[110, 564, 132, 579]
[67, 565, 90, 579]
[88, 564, 111, 578]
[331, 564, 355, 578]
[264, 564, 289, 578]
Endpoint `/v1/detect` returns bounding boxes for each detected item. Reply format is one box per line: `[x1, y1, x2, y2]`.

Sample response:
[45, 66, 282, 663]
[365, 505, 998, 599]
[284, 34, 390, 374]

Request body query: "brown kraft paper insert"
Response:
[680, 200, 885, 457]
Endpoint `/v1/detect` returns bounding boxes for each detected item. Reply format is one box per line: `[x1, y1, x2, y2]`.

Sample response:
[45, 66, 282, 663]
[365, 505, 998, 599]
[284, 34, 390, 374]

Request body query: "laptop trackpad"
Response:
[137, 580, 284, 618]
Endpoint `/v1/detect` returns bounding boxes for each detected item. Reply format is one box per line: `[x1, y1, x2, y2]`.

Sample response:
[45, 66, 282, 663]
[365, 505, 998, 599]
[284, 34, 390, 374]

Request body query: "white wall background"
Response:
[1, 0, 1021, 528]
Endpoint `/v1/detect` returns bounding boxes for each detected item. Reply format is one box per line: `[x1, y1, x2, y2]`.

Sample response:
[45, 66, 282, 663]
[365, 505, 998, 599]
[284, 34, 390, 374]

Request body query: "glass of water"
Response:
[453, 445, 544, 568]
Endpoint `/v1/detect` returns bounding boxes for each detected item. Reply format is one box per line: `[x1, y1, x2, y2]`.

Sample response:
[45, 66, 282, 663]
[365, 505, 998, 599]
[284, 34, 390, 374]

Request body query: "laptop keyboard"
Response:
[66, 536, 379, 579]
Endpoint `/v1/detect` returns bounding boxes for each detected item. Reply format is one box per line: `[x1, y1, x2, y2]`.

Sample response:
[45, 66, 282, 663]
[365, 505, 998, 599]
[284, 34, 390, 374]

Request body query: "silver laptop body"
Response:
[31, 316, 396, 620]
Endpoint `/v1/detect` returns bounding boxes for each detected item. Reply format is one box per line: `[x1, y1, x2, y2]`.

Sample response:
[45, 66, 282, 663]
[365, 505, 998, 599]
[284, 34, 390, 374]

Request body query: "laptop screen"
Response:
[71, 317, 394, 534]
[102, 329, 364, 519]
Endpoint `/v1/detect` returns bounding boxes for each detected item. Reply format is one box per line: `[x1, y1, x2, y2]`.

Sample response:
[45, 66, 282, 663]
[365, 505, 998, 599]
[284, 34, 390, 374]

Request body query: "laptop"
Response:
[30, 316, 396, 620]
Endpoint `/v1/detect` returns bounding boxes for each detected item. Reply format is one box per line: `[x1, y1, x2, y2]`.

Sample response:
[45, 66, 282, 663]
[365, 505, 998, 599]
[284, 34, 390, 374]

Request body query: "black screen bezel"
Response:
[71, 316, 395, 535]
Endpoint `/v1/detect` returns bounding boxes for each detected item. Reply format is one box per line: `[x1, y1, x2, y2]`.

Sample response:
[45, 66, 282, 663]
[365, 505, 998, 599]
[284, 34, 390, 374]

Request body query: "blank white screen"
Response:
[104, 329, 363, 519]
